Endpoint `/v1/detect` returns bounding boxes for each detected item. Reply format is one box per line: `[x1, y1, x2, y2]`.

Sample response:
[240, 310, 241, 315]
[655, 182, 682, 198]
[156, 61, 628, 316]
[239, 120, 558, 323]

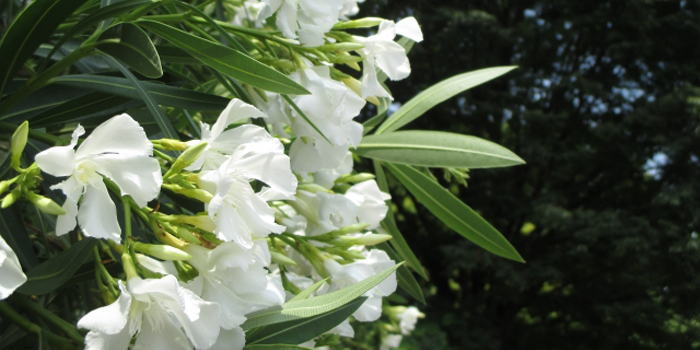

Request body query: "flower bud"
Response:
[133, 242, 192, 261]
[164, 142, 208, 179]
[24, 192, 66, 215]
[153, 139, 188, 151]
[10, 121, 28, 170]
[1, 187, 21, 208]
[342, 77, 380, 105]
[0, 178, 16, 196]
[318, 42, 365, 52]
[174, 260, 199, 282]
[297, 183, 332, 193]
[333, 17, 384, 29]
[335, 173, 376, 184]
[339, 233, 392, 246]
[172, 214, 217, 232]
[121, 253, 139, 280]
[336, 223, 371, 235]
[270, 251, 298, 267]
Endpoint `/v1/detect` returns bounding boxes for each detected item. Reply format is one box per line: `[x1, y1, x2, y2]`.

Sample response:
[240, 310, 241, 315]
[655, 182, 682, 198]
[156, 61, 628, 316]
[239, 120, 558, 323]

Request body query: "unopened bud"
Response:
[337, 223, 371, 235]
[174, 260, 199, 282]
[173, 226, 202, 245]
[297, 183, 332, 193]
[153, 139, 188, 151]
[330, 53, 364, 64]
[271, 251, 298, 267]
[133, 242, 192, 261]
[333, 17, 383, 29]
[339, 233, 392, 246]
[335, 173, 376, 184]
[25, 192, 66, 215]
[10, 121, 28, 170]
[0, 178, 16, 195]
[164, 142, 208, 179]
[319, 42, 365, 52]
[121, 253, 139, 280]
[173, 214, 217, 232]
[1, 187, 21, 208]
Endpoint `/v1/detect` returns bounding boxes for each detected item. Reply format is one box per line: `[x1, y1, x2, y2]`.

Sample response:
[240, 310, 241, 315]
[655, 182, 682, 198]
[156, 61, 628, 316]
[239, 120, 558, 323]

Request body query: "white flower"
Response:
[286, 66, 365, 174]
[380, 334, 403, 350]
[184, 242, 284, 332]
[355, 17, 424, 98]
[323, 249, 397, 322]
[35, 114, 162, 242]
[186, 99, 268, 172]
[0, 235, 26, 300]
[232, 0, 267, 27]
[77, 275, 220, 350]
[257, 0, 342, 46]
[344, 180, 391, 230]
[398, 306, 424, 335]
[313, 151, 353, 188]
[295, 190, 358, 236]
[339, 0, 364, 19]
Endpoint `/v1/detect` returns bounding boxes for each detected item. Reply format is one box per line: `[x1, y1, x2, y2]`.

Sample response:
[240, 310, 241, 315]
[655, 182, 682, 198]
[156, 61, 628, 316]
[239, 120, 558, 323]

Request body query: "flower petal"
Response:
[35, 126, 80, 177]
[51, 176, 84, 236]
[209, 99, 267, 142]
[75, 114, 153, 159]
[374, 40, 411, 81]
[132, 311, 191, 350]
[77, 282, 131, 334]
[395, 17, 423, 42]
[210, 328, 245, 350]
[176, 287, 221, 350]
[78, 181, 121, 242]
[0, 236, 27, 300]
[91, 154, 162, 207]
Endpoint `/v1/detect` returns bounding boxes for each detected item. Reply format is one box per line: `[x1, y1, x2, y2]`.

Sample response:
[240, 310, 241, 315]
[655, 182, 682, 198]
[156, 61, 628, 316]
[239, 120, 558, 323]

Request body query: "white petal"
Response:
[360, 60, 392, 99]
[395, 17, 423, 42]
[75, 114, 153, 159]
[132, 313, 191, 350]
[353, 294, 383, 322]
[35, 124, 82, 177]
[210, 328, 245, 350]
[276, 0, 299, 39]
[214, 205, 254, 249]
[91, 154, 162, 207]
[374, 40, 411, 81]
[176, 287, 221, 350]
[201, 279, 247, 329]
[0, 236, 27, 300]
[78, 181, 121, 242]
[83, 326, 133, 350]
[51, 177, 84, 236]
[78, 283, 131, 334]
[328, 318, 354, 338]
[209, 99, 267, 142]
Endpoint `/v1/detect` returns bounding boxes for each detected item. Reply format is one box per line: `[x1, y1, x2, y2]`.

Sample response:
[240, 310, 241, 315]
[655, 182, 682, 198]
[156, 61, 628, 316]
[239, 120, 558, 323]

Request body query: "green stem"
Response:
[0, 301, 79, 349]
[10, 295, 84, 344]
[0, 43, 98, 117]
[0, 122, 62, 145]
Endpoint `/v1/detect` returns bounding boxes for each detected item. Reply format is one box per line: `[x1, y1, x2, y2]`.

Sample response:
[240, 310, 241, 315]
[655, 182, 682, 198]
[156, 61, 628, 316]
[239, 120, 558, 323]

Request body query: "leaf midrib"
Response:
[358, 142, 521, 162]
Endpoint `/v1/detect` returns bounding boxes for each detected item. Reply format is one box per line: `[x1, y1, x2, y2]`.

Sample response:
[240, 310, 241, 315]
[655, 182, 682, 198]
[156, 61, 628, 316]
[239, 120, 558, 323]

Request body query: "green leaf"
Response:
[29, 91, 131, 127]
[385, 163, 524, 262]
[137, 20, 310, 95]
[172, 0, 248, 53]
[244, 345, 312, 350]
[17, 238, 98, 295]
[50, 74, 229, 111]
[373, 159, 427, 279]
[288, 277, 330, 302]
[97, 22, 163, 78]
[242, 262, 402, 330]
[358, 130, 525, 168]
[0, 0, 89, 97]
[247, 297, 366, 345]
[42, 0, 155, 65]
[3, 84, 90, 122]
[105, 56, 179, 138]
[0, 205, 39, 268]
[376, 66, 517, 134]
[156, 45, 200, 64]
[377, 242, 425, 304]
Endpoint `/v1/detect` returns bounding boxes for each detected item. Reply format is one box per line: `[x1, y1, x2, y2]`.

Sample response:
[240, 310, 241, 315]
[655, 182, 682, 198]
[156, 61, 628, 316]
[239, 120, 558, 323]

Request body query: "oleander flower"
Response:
[397, 306, 425, 335]
[257, 0, 342, 46]
[380, 334, 403, 350]
[35, 114, 162, 242]
[77, 276, 220, 350]
[0, 234, 26, 300]
[344, 180, 391, 230]
[354, 17, 424, 98]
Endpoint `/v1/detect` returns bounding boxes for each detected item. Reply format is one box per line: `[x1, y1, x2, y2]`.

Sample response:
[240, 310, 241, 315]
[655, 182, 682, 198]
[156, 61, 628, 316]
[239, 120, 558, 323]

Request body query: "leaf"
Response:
[385, 162, 525, 262]
[357, 130, 525, 168]
[172, 0, 248, 53]
[244, 345, 312, 350]
[50, 74, 229, 111]
[29, 91, 132, 127]
[373, 159, 427, 279]
[156, 45, 199, 64]
[17, 238, 98, 295]
[137, 20, 310, 95]
[288, 277, 330, 302]
[104, 56, 179, 139]
[0, 0, 89, 97]
[377, 242, 425, 304]
[2, 83, 90, 122]
[247, 297, 366, 345]
[97, 22, 163, 78]
[242, 262, 402, 330]
[375, 66, 517, 134]
[42, 0, 155, 65]
[0, 205, 39, 268]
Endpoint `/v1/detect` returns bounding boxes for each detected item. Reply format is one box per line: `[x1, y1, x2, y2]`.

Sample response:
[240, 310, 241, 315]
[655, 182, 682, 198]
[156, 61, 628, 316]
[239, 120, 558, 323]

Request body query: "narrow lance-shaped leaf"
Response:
[50, 74, 229, 111]
[97, 22, 163, 78]
[17, 238, 97, 295]
[242, 262, 402, 329]
[288, 277, 330, 302]
[244, 345, 312, 350]
[358, 130, 525, 168]
[137, 20, 310, 95]
[385, 162, 525, 263]
[29, 92, 132, 127]
[375, 66, 517, 134]
[0, 0, 89, 97]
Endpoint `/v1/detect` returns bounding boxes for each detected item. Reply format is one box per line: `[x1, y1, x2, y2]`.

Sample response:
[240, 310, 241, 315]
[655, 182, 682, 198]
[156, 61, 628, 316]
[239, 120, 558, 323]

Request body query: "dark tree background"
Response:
[357, 0, 700, 349]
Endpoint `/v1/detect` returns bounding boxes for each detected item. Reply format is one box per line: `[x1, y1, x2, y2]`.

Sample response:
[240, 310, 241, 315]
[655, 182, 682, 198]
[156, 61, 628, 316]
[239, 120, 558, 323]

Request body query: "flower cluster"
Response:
[0, 1, 427, 349]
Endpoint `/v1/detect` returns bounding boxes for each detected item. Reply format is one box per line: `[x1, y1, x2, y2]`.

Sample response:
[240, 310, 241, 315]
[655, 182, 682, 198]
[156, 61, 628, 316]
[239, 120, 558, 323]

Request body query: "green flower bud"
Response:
[270, 251, 298, 267]
[164, 142, 208, 179]
[319, 42, 365, 52]
[0, 178, 16, 196]
[333, 17, 384, 30]
[172, 214, 217, 232]
[335, 173, 376, 184]
[24, 191, 66, 215]
[342, 77, 380, 105]
[174, 260, 199, 282]
[339, 233, 393, 246]
[133, 242, 192, 261]
[10, 121, 28, 170]
[121, 253, 139, 280]
[297, 183, 332, 193]
[1, 187, 21, 208]
[153, 139, 188, 151]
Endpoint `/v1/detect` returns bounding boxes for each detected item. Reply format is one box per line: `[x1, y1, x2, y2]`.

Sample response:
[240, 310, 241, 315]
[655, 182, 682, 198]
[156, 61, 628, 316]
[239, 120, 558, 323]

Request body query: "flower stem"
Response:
[10, 295, 84, 344]
[0, 301, 79, 349]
